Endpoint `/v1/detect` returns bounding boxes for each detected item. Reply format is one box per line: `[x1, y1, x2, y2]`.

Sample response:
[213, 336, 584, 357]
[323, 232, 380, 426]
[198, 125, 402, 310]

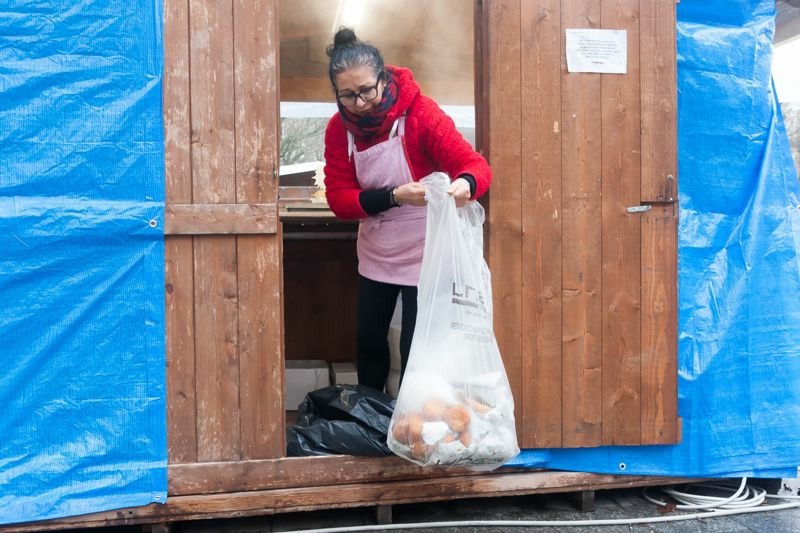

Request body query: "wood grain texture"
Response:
[164, 203, 278, 235]
[163, 0, 197, 463]
[560, 0, 603, 447]
[639, 0, 679, 444]
[640, 0, 677, 203]
[641, 206, 678, 444]
[600, 0, 642, 445]
[481, 0, 678, 448]
[520, 0, 563, 448]
[233, 0, 284, 459]
[236, 232, 284, 459]
[190, 0, 241, 462]
[474, 0, 490, 161]
[169, 455, 477, 496]
[164, 235, 197, 463]
[10, 472, 705, 531]
[192, 235, 241, 462]
[283, 239, 358, 362]
[484, 0, 524, 440]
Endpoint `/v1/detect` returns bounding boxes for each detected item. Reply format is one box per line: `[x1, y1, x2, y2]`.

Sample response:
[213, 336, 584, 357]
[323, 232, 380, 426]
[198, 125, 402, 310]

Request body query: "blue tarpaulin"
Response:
[510, 0, 800, 478]
[0, 1, 167, 525]
[2, 0, 800, 527]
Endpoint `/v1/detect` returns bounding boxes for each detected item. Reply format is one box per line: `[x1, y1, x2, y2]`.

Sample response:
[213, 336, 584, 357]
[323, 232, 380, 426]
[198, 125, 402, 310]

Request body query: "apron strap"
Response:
[347, 114, 407, 160]
[347, 131, 355, 161]
[389, 115, 407, 139]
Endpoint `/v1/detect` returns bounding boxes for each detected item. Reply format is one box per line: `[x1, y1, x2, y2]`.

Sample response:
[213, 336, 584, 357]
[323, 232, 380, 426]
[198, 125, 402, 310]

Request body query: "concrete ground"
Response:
[149, 476, 800, 533]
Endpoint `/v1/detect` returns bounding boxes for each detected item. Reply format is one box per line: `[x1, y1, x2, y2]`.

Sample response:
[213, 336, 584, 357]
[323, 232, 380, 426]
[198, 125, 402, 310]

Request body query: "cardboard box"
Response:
[330, 362, 358, 386]
[285, 359, 330, 410]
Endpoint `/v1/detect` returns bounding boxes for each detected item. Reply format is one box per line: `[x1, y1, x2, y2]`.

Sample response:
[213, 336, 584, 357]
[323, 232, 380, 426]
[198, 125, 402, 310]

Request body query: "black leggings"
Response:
[356, 275, 417, 392]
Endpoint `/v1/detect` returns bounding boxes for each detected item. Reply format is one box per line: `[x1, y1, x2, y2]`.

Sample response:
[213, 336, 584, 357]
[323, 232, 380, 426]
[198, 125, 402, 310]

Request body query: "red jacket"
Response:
[323, 65, 492, 220]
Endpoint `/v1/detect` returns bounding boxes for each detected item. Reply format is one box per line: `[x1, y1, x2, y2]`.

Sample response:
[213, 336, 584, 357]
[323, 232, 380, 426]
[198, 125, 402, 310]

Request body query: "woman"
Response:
[323, 27, 492, 392]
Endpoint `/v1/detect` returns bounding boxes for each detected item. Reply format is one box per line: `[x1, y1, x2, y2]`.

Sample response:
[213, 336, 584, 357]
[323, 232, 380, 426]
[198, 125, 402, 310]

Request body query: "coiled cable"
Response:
[286, 477, 800, 532]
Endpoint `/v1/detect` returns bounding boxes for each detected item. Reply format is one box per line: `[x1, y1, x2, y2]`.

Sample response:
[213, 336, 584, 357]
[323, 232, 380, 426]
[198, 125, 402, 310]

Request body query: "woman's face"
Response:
[334, 65, 384, 116]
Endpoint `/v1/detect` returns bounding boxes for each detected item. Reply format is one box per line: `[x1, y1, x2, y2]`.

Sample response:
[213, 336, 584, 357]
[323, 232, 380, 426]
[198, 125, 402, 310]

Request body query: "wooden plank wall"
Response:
[481, 0, 678, 448]
[639, 0, 679, 444]
[600, 0, 642, 445]
[559, 0, 603, 448]
[484, 0, 524, 449]
[283, 239, 358, 362]
[521, 0, 564, 448]
[163, 0, 284, 463]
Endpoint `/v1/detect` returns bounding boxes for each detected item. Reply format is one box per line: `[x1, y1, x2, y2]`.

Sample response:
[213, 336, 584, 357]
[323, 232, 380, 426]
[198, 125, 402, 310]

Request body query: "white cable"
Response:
[283, 477, 800, 533]
[285, 501, 800, 532]
[643, 477, 768, 510]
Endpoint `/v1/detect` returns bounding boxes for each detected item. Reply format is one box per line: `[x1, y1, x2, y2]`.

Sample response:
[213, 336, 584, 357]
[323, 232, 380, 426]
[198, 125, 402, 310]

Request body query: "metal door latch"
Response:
[626, 205, 652, 213]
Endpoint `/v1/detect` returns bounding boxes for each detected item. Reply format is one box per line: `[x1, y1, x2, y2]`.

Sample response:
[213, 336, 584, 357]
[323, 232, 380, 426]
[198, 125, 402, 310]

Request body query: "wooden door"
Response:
[478, 0, 678, 448]
[162, 0, 284, 463]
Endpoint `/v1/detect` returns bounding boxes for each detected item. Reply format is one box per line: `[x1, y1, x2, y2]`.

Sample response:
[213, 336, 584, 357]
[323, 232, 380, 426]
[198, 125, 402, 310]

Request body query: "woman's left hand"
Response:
[447, 177, 472, 208]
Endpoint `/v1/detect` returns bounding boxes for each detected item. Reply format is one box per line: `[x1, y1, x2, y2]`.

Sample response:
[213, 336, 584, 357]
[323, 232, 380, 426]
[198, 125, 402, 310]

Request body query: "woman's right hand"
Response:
[394, 182, 427, 207]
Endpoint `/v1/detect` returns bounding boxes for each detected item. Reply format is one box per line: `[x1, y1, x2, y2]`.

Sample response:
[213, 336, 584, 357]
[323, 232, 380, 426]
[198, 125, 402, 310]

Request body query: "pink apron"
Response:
[349, 117, 427, 286]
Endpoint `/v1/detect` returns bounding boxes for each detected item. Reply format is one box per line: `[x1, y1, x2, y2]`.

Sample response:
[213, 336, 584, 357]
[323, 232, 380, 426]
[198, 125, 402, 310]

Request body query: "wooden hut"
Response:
[5, 0, 683, 529]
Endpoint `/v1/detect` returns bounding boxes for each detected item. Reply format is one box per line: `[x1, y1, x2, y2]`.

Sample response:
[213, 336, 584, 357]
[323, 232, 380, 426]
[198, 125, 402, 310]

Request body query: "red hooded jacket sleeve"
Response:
[324, 66, 492, 220]
[323, 118, 364, 219]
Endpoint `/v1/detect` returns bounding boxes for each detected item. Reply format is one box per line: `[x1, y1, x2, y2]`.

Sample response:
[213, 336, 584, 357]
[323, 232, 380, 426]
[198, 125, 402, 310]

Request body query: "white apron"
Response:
[349, 117, 427, 286]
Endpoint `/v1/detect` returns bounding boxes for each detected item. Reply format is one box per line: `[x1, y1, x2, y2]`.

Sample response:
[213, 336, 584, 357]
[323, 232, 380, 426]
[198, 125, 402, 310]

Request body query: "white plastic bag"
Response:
[387, 173, 519, 470]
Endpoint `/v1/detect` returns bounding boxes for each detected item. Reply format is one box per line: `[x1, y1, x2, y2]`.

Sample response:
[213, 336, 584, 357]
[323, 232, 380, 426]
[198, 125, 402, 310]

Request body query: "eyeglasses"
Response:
[336, 79, 382, 107]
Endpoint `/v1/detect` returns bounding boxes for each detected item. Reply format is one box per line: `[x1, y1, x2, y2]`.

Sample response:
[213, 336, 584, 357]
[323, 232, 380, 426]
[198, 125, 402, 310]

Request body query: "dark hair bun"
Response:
[327, 27, 358, 57]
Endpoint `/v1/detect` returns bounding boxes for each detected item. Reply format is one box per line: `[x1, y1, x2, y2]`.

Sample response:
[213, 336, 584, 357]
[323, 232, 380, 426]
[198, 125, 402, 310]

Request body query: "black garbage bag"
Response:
[287, 384, 396, 456]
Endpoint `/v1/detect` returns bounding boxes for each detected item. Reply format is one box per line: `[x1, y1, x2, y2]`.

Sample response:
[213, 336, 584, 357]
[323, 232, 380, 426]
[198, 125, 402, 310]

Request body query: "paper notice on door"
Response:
[565, 29, 627, 74]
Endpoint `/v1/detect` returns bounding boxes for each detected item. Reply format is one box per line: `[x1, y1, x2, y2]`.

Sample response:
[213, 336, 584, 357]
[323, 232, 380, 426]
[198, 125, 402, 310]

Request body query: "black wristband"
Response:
[359, 187, 395, 215]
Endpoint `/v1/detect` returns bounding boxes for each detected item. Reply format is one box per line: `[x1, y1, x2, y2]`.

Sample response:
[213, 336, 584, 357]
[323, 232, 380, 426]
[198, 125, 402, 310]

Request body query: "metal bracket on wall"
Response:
[632, 174, 678, 213]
